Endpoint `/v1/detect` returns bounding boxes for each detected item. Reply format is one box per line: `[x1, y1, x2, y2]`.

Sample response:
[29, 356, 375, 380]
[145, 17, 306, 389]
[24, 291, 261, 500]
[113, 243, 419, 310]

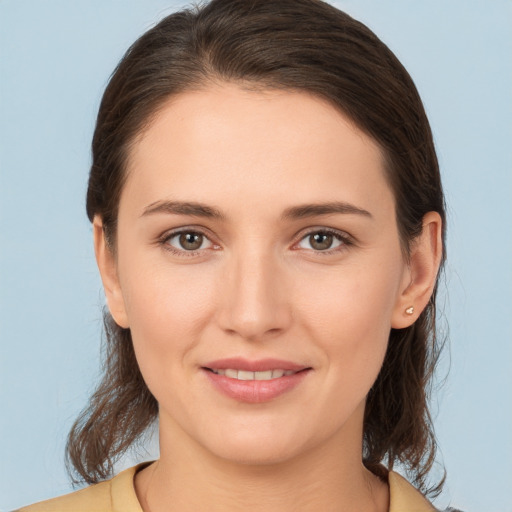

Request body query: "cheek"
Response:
[299, 260, 399, 337]
[296, 260, 401, 384]
[118, 257, 218, 382]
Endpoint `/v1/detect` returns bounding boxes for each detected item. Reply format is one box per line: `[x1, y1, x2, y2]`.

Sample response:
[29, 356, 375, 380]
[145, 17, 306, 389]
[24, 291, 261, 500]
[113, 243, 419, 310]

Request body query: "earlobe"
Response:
[391, 211, 443, 329]
[93, 216, 130, 329]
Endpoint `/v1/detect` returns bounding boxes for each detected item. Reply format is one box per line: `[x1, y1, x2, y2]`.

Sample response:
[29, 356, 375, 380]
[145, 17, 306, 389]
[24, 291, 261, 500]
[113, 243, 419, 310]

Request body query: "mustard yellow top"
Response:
[18, 464, 435, 512]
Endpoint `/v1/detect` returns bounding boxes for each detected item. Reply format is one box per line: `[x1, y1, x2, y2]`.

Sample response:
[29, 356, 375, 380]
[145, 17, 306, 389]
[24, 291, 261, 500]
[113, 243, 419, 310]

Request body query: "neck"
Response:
[135, 410, 389, 512]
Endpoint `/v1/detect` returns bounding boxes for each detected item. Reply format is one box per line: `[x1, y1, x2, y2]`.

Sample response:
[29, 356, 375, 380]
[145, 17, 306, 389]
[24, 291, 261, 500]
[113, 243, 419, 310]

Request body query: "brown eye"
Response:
[179, 232, 204, 250]
[309, 232, 333, 250]
[297, 230, 346, 252]
[165, 231, 213, 253]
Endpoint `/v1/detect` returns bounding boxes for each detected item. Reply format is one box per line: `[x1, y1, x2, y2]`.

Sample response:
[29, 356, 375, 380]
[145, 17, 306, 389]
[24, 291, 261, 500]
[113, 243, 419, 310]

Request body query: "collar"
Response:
[111, 463, 435, 512]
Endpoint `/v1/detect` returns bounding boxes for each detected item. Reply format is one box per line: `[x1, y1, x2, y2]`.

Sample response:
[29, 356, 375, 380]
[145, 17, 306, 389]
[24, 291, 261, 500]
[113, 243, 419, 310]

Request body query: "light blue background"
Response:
[1, 1, 511, 511]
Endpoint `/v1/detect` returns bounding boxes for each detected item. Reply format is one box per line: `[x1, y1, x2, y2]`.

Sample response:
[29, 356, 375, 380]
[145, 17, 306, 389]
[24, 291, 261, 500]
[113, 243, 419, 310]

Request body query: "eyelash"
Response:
[158, 227, 353, 258]
[295, 228, 353, 256]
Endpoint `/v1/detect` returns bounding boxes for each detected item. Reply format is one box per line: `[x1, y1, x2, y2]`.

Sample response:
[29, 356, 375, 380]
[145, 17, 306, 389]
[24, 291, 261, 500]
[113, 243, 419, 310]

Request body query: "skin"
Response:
[94, 83, 442, 512]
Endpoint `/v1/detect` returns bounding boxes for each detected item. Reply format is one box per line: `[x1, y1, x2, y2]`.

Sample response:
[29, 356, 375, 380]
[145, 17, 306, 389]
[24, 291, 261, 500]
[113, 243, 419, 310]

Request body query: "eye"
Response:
[165, 230, 214, 253]
[296, 229, 348, 252]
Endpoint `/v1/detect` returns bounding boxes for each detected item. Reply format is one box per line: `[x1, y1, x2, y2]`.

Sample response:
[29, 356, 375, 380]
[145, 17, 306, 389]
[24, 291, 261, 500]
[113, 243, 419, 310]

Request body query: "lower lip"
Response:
[202, 368, 311, 403]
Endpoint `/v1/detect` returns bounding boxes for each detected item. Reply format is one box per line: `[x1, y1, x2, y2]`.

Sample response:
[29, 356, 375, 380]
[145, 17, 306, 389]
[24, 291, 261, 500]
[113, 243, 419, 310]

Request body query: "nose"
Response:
[216, 247, 292, 341]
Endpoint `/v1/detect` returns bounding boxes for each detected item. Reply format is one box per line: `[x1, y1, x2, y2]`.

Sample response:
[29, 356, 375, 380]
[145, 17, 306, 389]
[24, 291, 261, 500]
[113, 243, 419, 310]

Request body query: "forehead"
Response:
[122, 83, 394, 221]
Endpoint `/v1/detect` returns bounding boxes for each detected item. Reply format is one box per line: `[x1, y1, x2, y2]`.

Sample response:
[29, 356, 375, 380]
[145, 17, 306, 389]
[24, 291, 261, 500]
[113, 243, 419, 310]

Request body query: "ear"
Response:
[93, 216, 130, 328]
[391, 211, 443, 329]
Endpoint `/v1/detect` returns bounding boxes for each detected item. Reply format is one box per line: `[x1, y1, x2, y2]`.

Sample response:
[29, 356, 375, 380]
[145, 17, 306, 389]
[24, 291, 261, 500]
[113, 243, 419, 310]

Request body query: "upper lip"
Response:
[202, 357, 310, 372]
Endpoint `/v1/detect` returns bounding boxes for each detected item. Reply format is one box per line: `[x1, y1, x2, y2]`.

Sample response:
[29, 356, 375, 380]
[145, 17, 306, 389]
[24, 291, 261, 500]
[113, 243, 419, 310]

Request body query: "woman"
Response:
[19, 0, 455, 510]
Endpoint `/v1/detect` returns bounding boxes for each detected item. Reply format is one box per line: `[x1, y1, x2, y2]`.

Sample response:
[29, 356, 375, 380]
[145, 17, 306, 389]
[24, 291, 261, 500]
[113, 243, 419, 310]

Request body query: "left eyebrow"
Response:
[281, 201, 373, 220]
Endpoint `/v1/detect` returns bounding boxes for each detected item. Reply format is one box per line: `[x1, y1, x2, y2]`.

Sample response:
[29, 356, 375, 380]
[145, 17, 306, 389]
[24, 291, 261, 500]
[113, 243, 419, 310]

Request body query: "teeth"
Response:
[211, 369, 297, 380]
[255, 370, 272, 380]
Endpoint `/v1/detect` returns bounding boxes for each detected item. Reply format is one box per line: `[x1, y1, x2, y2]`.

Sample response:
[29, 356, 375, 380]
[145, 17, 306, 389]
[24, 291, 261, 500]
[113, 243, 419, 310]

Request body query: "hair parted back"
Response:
[70, 0, 447, 497]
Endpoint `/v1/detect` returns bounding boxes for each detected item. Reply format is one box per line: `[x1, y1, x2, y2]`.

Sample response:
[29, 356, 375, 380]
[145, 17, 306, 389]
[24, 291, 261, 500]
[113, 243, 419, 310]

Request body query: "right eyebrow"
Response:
[141, 200, 227, 221]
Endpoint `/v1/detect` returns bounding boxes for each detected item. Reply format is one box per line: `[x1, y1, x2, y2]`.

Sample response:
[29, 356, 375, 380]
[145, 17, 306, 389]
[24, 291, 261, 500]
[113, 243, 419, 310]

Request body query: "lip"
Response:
[202, 357, 308, 372]
[201, 358, 312, 403]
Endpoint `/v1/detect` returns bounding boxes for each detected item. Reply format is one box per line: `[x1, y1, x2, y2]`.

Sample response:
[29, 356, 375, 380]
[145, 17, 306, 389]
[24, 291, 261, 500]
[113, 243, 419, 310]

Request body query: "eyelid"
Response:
[158, 226, 219, 257]
[157, 225, 355, 258]
[292, 227, 354, 254]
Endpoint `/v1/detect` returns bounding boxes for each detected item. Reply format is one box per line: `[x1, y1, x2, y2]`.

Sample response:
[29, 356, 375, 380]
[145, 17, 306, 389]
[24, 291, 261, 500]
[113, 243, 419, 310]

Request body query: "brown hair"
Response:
[68, 0, 447, 496]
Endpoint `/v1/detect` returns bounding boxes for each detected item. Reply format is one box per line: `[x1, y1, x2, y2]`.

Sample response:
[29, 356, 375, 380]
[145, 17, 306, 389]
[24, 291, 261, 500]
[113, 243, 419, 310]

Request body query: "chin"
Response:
[199, 425, 314, 467]
[214, 443, 304, 467]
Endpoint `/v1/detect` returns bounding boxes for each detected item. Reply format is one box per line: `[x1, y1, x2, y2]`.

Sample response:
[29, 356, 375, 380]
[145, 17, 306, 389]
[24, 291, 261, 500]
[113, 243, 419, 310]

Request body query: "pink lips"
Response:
[202, 358, 311, 403]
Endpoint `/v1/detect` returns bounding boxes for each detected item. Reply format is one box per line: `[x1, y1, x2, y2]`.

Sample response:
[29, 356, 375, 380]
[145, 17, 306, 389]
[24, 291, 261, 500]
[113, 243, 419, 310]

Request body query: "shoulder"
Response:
[15, 465, 145, 512]
[15, 480, 112, 512]
[388, 472, 464, 512]
[388, 471, 436, 512]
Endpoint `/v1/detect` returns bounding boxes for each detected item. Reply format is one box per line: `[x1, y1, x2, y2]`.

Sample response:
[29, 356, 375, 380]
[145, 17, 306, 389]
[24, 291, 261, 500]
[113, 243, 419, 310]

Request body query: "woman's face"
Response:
[102, 83, 413, 464]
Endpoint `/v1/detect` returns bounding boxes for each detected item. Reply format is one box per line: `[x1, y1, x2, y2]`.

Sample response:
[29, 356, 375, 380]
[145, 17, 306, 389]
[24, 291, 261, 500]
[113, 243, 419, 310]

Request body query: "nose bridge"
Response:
[218, 241, 291, 340]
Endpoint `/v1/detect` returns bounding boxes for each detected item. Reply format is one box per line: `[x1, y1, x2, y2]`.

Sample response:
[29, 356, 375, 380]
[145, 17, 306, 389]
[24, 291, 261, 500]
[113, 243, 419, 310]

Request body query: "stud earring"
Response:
[405, 306, 414, 315]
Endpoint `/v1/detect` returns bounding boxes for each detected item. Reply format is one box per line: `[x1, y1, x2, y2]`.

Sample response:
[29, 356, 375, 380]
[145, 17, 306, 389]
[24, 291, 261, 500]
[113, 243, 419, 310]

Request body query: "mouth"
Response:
[205, 368, 306, 380]
[201, 358, 312, 403]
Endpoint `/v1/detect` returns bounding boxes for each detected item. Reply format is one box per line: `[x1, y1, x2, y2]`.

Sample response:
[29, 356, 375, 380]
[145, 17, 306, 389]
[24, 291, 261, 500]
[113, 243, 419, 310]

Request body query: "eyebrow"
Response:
[281, 202, 372, 220]
[142, 200, 226, 220]
[141, 200, 372, 221]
